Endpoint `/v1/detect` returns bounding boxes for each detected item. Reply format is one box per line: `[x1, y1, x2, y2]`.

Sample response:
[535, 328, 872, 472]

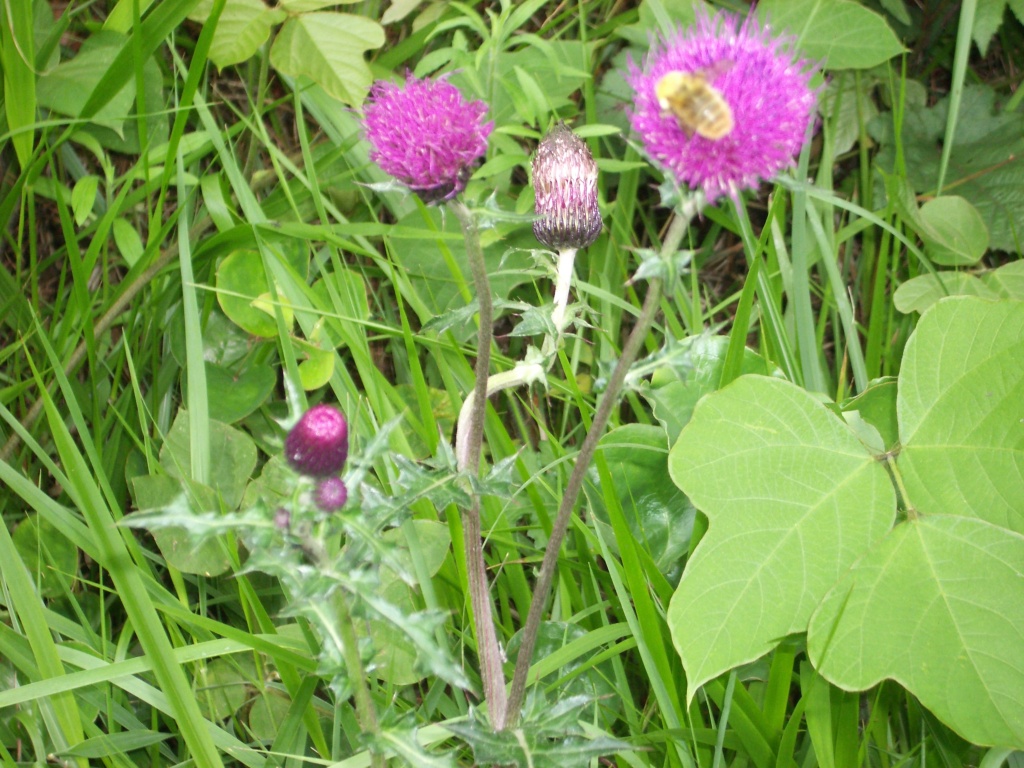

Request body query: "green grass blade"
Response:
[29, 327, 227, 767]
[0, 0, 36, 168]
[935, 0, 975, 194]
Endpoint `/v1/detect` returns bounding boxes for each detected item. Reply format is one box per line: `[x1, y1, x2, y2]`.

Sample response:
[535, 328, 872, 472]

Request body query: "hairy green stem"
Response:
[332, 591, 385, 768]
[448, 199, 508, 729]
[506, 211, 691, 724]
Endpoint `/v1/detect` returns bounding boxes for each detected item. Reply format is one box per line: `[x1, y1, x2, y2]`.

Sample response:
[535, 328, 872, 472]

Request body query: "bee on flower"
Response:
[627, 9, 819, 202]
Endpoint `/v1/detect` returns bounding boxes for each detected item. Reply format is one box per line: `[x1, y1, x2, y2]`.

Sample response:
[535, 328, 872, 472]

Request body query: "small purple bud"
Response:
[532, 122, 602, 250]
[314, 477, 349, 513]
[274, 507, 291, 531]
[284, 405, 349, 478]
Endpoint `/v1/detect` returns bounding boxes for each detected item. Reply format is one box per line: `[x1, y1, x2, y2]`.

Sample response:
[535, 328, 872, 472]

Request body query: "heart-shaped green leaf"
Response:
[203, 361, 276, 424]
[189, 0, 287, 69]
[897, 298, 1024, 533]
[668, 375, 896, 701]
[809, 515, 1024, 748]
[918, 196, 989, 266]
[217, 249, 295, 338]
[269, 13, 384, 107]
[161, 410, 258, 510]
[129, 475, 233, 577]
[758, 0, 905, 69]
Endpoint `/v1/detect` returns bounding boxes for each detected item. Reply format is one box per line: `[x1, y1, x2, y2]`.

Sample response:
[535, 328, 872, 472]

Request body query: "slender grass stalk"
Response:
[506, 210, 692, 725]
[447, 198, 508, 729]
[0, 241, 181, 463]
[936, 0, 975, 195]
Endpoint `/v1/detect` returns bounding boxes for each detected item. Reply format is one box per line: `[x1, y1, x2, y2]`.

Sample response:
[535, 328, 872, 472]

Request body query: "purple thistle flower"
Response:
[363, 73, 494, 203]
[626, 10, 818, 202]
[532, 122, 603, 250]
[284, 404, 349, 478]
[314, 477, 348, 514]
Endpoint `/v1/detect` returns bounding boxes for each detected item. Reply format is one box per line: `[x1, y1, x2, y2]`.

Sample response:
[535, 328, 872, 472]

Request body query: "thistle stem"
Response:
[456, 363, 547, 472]
[550, 247, 578, 335]
[448, 199, 508, 729]
[505, 210, 692, 725]
[332, 592, 385, 768]
[296, 526, 384, 768]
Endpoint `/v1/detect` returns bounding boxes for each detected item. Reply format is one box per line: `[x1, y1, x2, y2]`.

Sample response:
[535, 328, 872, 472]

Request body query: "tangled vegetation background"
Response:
[2, 0, 1023, 766]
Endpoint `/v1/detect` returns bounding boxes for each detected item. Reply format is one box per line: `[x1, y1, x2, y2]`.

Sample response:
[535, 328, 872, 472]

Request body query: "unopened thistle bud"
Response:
[532, 123, 602, 250]
[314, 477, 348, 513]
[284, 405, 349, 478]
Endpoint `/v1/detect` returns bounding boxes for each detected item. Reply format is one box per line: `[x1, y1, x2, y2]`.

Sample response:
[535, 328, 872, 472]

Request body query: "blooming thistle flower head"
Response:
[363, 73, 494, 203]
[532, 122, 603, 250]
[284, 404, 349, 478]
[626, 10, 818, 202]
[314, 477, 348, 514]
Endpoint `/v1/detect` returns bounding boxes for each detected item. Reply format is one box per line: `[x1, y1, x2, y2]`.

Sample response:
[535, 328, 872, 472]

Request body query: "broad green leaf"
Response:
[809, 516, 1024, 748]
[188, 0, 286, 69]
[617, 0, 704, 45]
[195, 657, 255, 720]
[982, 260, 1024, 300]
[112, 217, 144, 266]
[918, 196, 989, 266]
[382, 520, 451, 580]
[71, 175, 100, 226]
[247, 691, 292, 742]
[584, 424, 695, 575]
[278, 0, 361, 9]
[668, 375, 895, 701]
[269, 13, 384, 107]
[203, 361, 275, 424]
[972, 0, 1008, 57]
[839, 377, 899, 452]
[897, 298, 1024, 533]
[366, 521, 452, 685]
[241, 454, 296, 512]
[217, 249, 295, 337]
[129, 475, 233, 576]
[872, 85, 1024, 252]
[162, 410, 257, 510]
[759, 0, 905, 69]
[644, 334, 776, 443]
[894, 271, 997, 315]
[381, 0, 425, 24]
[367, 620, 420, 685]
[297, 345, 334, 391]
[37, 30, 135, 135]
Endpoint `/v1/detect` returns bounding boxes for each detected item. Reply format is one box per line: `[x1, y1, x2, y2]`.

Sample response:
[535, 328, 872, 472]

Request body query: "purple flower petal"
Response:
[363, 73, 494, 202]
[627, 10, 818, 201]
